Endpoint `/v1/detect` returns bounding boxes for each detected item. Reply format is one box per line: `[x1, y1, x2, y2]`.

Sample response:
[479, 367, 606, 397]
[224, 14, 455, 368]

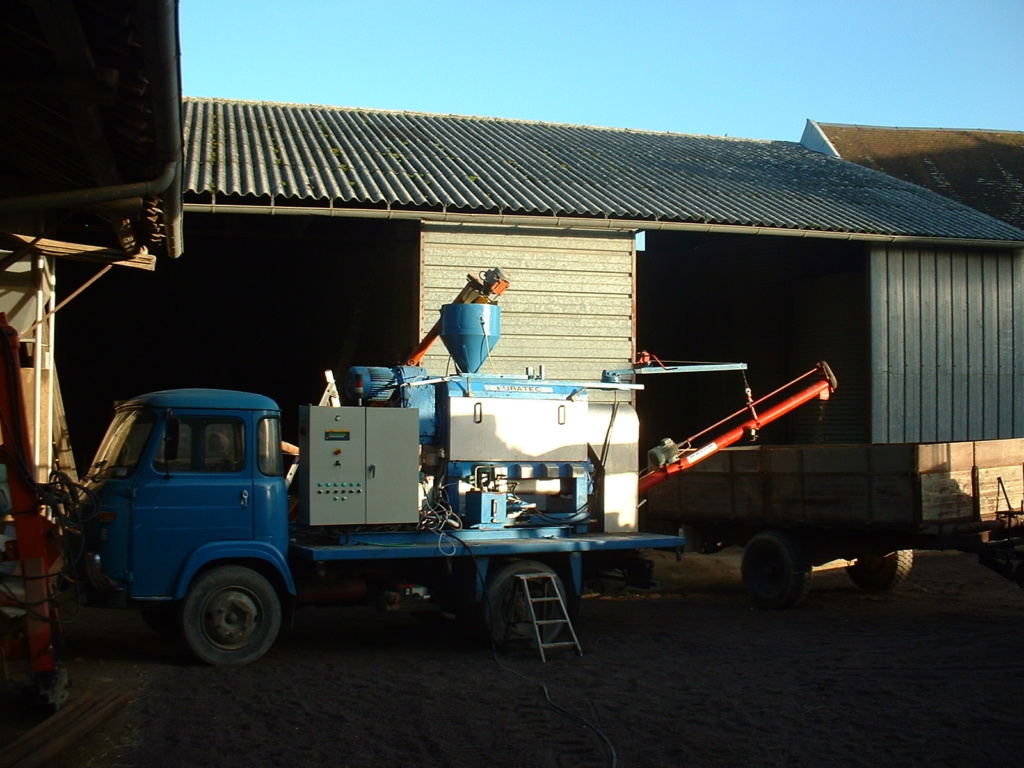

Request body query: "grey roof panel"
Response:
[182, 98, 1024, 242]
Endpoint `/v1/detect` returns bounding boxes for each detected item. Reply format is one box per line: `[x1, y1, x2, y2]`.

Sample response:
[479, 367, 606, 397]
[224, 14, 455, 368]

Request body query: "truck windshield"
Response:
[89, 408, 155, 480]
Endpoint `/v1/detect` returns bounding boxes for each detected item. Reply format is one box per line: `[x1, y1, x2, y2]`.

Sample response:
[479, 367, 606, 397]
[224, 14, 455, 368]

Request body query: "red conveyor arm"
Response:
[638, 362, 838, 495]
[0, 312, 64, 704]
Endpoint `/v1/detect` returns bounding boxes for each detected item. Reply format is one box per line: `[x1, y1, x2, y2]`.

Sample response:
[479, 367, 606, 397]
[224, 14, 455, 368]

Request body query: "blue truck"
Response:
[80, 295, 687, 665]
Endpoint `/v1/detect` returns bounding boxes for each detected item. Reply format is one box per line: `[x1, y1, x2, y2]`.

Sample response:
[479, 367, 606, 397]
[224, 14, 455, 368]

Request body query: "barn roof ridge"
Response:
[184, 95, 766, 143]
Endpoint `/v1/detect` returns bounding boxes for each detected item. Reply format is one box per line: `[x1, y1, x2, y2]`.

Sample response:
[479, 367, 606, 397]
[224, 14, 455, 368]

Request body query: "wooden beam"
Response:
[0, 233, 155, 270]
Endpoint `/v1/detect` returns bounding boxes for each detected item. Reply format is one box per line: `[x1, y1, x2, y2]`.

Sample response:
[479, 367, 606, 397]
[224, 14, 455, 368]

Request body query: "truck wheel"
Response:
[181, 566, 281, 666]
[847, 550, 914, 591]
[484, 560, 566, 651]
[741, 530, 812, 609]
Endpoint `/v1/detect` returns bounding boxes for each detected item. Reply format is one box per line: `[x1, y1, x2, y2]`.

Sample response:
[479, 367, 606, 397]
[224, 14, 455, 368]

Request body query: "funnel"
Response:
[439, 303, 500, 373]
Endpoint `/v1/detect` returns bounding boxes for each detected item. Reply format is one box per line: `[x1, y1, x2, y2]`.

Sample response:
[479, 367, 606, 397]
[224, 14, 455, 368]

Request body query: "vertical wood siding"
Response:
[870, 245, 1024, 443]
[420, 224, 636, 397]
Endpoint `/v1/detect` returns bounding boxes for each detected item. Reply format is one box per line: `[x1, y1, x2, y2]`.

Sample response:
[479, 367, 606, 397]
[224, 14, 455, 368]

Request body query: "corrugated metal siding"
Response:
[420, 224, 635, 397]
[870, 246, 1024, 442]
[182, 98, 1024, 244]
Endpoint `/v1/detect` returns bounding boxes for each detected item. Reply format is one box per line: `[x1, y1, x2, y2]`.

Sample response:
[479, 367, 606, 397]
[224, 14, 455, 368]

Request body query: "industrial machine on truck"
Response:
[74, 268, 704, 668]
[69, 268, 844, 668]
[0, 267, 846, 709]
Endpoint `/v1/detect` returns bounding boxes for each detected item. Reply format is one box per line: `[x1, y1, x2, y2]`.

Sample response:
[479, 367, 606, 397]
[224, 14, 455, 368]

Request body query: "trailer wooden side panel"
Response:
[646, 439, 1021, 531]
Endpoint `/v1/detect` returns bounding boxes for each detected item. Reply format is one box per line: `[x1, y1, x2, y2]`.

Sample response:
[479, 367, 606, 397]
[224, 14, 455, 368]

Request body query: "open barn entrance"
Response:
[635, 231, 869, 458]
[55, 214, 419, 472]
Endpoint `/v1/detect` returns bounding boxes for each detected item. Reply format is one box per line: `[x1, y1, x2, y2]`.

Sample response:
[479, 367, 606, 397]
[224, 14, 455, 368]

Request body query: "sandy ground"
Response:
[3, 549, 1023, 768]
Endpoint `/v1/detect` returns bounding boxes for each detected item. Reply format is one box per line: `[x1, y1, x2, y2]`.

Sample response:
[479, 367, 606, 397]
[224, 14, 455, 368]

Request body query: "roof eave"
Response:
[182, 200, 1024, 249]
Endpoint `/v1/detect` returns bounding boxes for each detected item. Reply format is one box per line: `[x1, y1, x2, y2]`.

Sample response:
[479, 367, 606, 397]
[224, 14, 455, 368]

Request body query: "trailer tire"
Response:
[484, 560, 566, 651]
[181, 566, 281, 666]
[847, 550, 914, 592]
[741, 530, 812, 609]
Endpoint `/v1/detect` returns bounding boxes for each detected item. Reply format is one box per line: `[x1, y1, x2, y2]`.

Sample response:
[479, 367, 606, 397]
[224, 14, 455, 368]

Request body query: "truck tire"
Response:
[484, 560, 566, 651]
[741, 530, 812, 609]
[181, 565, 281, 666]
[846, 549, 914, 591]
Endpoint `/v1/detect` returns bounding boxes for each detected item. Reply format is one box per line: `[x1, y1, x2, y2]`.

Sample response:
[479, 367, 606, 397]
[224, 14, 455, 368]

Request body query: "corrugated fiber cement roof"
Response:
[183, 97, 1024, 244]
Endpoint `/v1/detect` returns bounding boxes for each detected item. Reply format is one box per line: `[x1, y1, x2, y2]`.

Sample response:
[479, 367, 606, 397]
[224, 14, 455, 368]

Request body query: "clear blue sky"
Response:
[180, 0, 1023, 142]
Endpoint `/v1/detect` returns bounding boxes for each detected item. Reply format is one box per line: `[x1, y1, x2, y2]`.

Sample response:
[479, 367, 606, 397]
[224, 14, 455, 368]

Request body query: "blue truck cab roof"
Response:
[121, 389, 281, 413]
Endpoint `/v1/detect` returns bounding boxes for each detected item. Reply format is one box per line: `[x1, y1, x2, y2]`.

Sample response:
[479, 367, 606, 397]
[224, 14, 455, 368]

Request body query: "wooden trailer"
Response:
[645, 438, 1024, 607]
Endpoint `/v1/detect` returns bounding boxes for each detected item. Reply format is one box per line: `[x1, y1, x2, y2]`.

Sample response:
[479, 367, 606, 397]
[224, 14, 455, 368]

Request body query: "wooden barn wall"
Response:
[870, 245, 1024, 443]
[420, 223, 636, 397]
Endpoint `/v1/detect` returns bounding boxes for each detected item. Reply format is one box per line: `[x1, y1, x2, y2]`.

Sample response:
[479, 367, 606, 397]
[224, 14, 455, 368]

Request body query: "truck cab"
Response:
[83, 390, 292, 607]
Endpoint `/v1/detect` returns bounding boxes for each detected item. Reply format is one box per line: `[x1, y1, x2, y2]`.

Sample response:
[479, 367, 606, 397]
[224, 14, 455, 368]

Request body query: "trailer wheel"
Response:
[741, 530, 812, 609]
[484, 560, 566, 651]
[181, 566, 281, 666]
[847, 550, 914, 591]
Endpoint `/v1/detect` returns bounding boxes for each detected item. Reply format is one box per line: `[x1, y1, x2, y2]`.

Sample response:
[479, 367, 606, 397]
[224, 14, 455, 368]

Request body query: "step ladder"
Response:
[515, 572, 583, 662]
[286, 370, 340, 488]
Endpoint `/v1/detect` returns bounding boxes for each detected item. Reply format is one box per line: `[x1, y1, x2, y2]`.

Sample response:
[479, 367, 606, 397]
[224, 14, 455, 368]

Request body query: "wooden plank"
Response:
[903, 249, 922, 442]
[919, 250, 938, 442]
[950, 251, 970, 441]
[973, 466, 1020, 519]
[420, 223, 635, 385]
[935, 249, 954, 440]
[996, 254, 1015, 437]
[982, 254, 1000, 438]
[1015, 252, 1024, 435]
[887, 249, 906, 442]
[869, 246, 890, 443]
[920, 471, 974, 521]
[967, 253, 985, 437]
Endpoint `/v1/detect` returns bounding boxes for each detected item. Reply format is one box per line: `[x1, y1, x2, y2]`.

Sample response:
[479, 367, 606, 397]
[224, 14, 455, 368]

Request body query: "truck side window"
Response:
[204, 422, 243, 472]
[257, 417, 283, 476]
[154, 418, 244, 473]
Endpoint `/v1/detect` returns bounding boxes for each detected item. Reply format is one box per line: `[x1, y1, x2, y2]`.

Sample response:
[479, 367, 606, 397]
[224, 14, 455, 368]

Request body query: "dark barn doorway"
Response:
[635, 231, 869, 458]
[55, 214, 419, 471]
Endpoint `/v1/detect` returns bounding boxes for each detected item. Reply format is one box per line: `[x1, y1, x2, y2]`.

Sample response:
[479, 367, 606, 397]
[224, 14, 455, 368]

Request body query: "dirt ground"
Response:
[4, 549, 1023, 768]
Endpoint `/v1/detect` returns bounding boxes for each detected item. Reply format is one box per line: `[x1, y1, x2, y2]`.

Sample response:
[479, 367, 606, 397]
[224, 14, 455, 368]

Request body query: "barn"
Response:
[52, 98, 1024, 471]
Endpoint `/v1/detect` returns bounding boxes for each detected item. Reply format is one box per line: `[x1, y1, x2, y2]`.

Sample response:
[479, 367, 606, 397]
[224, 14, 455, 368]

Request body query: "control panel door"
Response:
[298, 406, 419, 526]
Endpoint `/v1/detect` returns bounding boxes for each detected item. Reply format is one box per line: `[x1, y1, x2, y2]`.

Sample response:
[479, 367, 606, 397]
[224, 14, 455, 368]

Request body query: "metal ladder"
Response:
[515, 572, 583, 662]
[286, 370, 340, 488]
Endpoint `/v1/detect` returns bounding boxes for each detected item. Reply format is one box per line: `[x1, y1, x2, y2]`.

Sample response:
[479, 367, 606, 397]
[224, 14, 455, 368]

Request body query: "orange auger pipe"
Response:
[638, 362, 837, 495]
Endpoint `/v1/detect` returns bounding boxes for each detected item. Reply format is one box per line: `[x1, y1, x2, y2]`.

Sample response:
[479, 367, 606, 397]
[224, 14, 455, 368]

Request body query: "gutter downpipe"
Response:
[181, 202, 1024, 250]
[0, 161, 178, 215]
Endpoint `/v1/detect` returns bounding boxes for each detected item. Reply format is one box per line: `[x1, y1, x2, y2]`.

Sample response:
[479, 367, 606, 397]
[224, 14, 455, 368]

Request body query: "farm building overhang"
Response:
[0, 0, 184, 267]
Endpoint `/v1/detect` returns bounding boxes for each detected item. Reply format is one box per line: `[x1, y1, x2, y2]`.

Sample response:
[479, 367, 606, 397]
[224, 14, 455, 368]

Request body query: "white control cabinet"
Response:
[298, 406, 420, 526]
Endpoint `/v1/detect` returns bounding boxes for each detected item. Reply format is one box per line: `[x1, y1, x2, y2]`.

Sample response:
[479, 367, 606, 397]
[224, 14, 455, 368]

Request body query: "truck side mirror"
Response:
[164, 415, 180, 463]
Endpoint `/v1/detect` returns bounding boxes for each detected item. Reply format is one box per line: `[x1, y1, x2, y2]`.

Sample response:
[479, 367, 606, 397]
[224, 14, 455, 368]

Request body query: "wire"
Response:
[448, 533, 618, 768]
[416, 475, 463, 555]
[0, 466, 99, 627]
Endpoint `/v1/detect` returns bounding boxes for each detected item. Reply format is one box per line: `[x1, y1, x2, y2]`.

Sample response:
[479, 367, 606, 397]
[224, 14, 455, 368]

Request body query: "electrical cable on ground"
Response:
[450, 533, 618, 768]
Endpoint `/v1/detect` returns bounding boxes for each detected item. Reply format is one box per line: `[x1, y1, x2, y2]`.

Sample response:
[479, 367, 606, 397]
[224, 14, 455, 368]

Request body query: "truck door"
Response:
[129, 411, 255, 598]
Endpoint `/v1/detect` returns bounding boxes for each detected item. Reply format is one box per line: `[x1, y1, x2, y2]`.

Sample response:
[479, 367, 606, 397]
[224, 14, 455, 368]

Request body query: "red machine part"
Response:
[0, 312, 66, 708]
[638, 362, 838, 495]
